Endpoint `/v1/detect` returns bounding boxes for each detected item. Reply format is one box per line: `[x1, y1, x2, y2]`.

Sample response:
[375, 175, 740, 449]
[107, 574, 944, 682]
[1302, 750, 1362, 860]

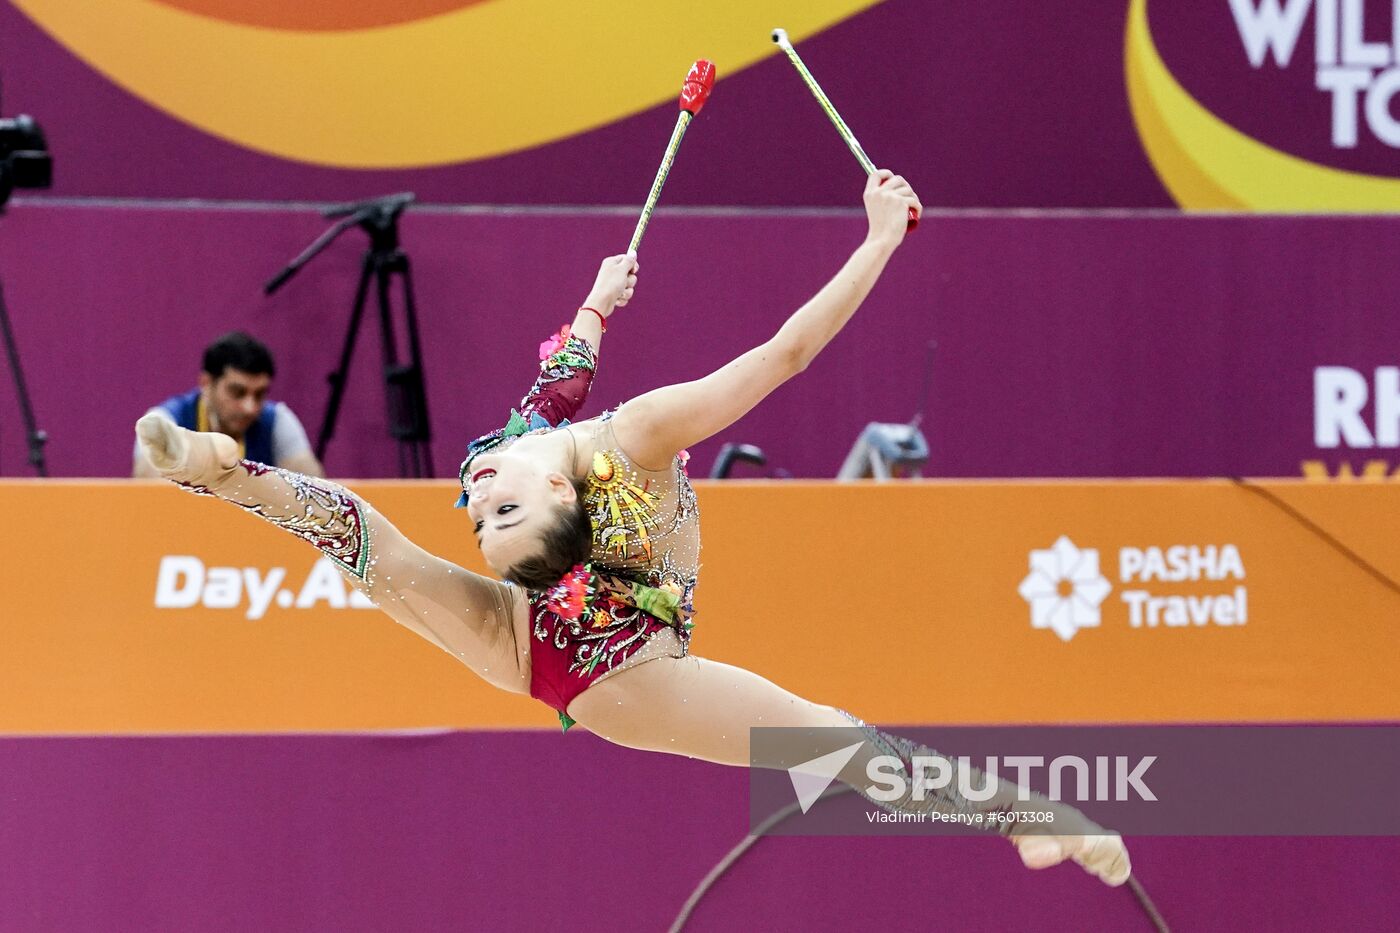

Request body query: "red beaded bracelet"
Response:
[579, 306, 607, 332]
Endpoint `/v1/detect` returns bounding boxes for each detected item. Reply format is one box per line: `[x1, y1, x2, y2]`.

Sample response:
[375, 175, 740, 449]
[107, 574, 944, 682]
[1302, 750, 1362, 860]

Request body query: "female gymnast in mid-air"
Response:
[137, 171, 1129, 887]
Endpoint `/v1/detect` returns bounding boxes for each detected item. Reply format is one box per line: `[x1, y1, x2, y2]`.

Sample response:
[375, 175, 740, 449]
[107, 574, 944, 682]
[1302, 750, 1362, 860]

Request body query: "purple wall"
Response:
[1, 202, 1397, 479]
[1, 732, 1394, 932]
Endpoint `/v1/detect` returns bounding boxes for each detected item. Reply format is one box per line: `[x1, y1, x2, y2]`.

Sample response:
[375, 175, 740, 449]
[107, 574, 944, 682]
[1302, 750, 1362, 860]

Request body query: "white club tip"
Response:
[771, 28, 792, 50]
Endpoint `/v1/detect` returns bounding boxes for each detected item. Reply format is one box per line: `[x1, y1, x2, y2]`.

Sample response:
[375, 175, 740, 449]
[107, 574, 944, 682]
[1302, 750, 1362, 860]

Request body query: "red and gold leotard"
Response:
[458, 332, 700, 729]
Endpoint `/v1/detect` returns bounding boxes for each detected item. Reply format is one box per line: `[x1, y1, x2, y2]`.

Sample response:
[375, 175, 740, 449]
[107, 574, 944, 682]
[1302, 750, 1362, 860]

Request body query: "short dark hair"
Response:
[202, 332, 275, 380]
[504, 480, 593, 591]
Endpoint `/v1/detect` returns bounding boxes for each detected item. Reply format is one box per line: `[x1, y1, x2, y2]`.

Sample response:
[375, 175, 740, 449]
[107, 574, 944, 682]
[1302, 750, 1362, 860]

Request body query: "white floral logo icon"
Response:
[1018, 536, 1112, 642]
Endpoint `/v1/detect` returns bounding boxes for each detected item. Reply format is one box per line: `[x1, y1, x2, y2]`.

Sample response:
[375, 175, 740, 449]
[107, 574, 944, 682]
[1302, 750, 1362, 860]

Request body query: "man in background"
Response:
[133, 332, 325, 478]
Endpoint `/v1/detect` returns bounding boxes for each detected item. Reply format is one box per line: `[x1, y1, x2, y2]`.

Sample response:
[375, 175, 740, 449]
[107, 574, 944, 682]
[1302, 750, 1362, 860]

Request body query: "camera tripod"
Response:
[266, 193, 433, 478]
[0, 276, 47, 476]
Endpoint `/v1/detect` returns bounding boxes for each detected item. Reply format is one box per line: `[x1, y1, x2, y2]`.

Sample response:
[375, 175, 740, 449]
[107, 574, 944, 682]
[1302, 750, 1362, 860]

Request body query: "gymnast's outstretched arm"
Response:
[136, 415, 532, 696]
[608, 171, 919, 469]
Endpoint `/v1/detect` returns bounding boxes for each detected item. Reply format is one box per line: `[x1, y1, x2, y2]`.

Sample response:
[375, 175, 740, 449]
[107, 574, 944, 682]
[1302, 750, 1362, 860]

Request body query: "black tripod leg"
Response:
[397, 253, 433, 477]
[374, 252, 435, 479]
[0, 279, 48, 476]
[315, 252, 376, 462]
[372, 255, 407, 477]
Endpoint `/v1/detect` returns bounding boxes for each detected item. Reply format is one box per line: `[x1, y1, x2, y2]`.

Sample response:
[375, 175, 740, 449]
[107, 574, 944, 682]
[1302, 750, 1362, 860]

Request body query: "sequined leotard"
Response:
[458, 333, 700, 728]
[580, 415, 699, 609]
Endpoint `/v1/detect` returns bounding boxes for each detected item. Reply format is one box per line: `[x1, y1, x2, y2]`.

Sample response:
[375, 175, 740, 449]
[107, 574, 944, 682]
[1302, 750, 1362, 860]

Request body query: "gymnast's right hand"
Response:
[585, 253, 640, 312]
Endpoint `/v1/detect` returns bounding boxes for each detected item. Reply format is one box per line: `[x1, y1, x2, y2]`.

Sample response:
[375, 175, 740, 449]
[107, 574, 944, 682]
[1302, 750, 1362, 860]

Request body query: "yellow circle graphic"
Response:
[14, 0, 880, 168]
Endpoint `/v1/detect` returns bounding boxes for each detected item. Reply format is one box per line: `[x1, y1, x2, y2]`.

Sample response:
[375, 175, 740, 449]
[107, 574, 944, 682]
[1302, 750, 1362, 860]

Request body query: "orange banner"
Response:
[1, 479, 1396, 734]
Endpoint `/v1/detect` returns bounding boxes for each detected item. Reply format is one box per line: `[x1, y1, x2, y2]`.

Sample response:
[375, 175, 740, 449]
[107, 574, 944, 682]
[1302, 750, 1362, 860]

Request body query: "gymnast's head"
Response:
[464, 450, 591, 588]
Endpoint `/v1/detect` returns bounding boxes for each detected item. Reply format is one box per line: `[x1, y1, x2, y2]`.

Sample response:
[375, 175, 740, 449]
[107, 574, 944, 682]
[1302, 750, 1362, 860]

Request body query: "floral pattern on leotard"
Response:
[530, 570, 688, 676]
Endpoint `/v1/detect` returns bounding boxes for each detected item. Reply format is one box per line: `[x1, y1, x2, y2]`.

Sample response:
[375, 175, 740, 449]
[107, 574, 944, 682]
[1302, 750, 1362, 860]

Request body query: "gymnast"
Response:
[137, 171, 1129, 886]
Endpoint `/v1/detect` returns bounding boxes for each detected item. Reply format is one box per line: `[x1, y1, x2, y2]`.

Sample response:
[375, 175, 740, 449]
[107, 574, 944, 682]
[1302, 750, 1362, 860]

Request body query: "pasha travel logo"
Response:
[1017, 537, 1112, 642]
[154, 555, 375, 620]
[1126, 0, 1400, 210]
[1019, 538, 1249, 640]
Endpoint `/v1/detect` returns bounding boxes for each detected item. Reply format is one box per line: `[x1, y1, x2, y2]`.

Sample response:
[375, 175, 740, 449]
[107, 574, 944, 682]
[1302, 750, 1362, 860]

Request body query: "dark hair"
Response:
[202, 332, 276, 380]
[504, 479, 592, 591]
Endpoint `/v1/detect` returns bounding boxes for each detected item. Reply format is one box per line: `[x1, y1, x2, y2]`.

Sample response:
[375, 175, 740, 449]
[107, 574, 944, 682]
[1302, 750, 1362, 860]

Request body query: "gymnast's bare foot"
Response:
[135, 414, 239, 483]
[1014, 829, 1132, 886]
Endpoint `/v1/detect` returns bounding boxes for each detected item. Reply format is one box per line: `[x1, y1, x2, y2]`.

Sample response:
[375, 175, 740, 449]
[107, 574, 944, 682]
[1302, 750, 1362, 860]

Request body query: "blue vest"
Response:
[158, 388, 278, 465]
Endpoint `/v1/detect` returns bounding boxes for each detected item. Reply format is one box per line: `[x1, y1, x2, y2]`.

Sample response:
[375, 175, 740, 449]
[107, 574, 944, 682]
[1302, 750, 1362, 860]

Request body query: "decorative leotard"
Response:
[581, 414, 699, 613]
[458, 332, 700, 729]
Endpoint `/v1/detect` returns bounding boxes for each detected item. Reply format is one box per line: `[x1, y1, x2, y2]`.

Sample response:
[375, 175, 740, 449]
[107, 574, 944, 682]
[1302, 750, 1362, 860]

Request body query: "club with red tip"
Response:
[770, 29, 919, 231]
[628, 59, 716, 255]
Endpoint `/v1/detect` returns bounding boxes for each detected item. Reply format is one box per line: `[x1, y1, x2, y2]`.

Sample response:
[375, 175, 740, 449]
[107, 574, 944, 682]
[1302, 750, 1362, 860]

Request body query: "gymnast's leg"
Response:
[135, 415, 531, 695]
[565, 654, 1130, 886]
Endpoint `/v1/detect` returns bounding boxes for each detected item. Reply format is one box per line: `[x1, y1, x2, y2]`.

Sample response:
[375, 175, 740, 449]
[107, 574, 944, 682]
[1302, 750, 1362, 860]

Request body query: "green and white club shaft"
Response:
[771, 28, 876, 175]
[629, 110, 694, 255]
